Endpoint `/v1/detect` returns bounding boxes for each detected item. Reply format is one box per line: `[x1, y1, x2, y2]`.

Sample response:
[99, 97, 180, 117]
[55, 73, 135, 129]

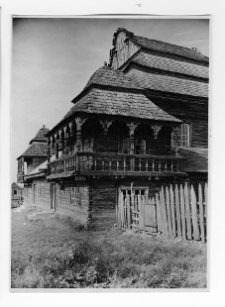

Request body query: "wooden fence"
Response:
[157, 183, 207, 242]
[118, 182, 208, 243]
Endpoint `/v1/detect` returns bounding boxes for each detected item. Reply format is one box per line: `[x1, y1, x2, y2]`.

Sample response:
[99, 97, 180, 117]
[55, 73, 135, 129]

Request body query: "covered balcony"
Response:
[46, 116, 186, 179]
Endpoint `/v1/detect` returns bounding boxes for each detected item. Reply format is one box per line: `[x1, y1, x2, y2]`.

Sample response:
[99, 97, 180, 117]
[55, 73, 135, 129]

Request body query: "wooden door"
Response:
[118, 187, 148, 230]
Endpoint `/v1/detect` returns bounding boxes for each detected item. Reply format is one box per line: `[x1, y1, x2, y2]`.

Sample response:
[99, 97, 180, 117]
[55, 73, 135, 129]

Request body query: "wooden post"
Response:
[138, 194, 144, 230]
[175, 184, 181, 238]
[180, 184, 186, 240]
[165, 186, 172, 236]
[204, 183, 208, 236]
[198, 184, 205, 243]
[126, 193, 131, 229]
[191, 185, 200, 241]
[170, 184, 176, 236]
[160, 187, 168, 237]
[184, 183, 192, 240]
[156, 193, 163, 233]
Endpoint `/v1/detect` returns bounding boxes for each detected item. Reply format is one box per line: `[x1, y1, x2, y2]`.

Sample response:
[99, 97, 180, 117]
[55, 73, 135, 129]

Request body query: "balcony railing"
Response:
[48, 152, 185, 177]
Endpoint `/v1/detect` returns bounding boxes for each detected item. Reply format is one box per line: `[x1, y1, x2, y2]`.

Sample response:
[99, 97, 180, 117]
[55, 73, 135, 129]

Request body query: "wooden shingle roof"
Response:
[130, 51, 209, 80]
[126, 68, 208, 97]
[65, 88, 181, 123]
[72, 66, 142, 104]
[12, 182, 23, 190]
[84, 66, 142, 90]
[17, 143, 48, 159]
[112, 28, 209, 64]
[29, 125, 49, 144]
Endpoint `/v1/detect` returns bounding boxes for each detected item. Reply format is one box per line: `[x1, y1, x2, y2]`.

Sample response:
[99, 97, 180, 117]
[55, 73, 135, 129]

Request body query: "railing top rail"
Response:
[76, 151, 185, 160]
[48, 151, 185, 167]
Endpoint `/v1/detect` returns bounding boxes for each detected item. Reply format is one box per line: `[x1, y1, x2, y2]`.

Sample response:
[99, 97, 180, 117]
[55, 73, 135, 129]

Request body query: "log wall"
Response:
[56, 182, 89, 225]
[89, 181, 117, 229]
[23, 179, 51, 211]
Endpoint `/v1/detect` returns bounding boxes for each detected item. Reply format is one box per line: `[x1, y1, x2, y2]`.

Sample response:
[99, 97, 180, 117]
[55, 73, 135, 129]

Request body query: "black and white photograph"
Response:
[11, 17, 209, 289]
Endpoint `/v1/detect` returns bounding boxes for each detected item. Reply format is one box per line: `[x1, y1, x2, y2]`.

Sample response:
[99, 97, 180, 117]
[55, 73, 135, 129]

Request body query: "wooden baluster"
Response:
[171, 160, 174, 172]
[117, 159, 119, 171]
[109, 159, 112, 171]
[152, 159, 155, 172]
[123, 157, 126, 171]
[165, 160, 167, 172]
[146, 158, 148, 172]
[94, 157, 97, 170]
[159, 160, 161, 172]
[177, 160, 180, 172]
[139, 158, 141, 171]
[102, 158, 104, 171]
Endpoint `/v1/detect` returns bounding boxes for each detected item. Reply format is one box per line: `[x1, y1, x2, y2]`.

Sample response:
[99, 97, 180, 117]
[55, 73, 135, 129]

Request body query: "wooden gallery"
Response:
[17, 28, 208, 230]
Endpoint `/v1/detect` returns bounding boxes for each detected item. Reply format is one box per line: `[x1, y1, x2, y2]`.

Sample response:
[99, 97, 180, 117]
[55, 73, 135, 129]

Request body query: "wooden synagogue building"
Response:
[17, 28, 208, 230]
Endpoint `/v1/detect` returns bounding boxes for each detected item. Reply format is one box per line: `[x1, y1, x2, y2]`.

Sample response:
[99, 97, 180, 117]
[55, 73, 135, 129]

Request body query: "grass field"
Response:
[11, 206, 207, 289]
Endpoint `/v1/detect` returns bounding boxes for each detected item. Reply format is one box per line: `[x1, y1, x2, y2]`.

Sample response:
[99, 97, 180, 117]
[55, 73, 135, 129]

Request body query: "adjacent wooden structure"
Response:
[18, 28, 208, 230]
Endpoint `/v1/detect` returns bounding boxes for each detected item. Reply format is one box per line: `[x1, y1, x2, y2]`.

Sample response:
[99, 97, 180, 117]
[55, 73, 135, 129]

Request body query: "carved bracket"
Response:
[75, 117, 87, 130]
[151, 124, 162, 139]
[99, 119, 114, 135]
[126, 122, 140, 136]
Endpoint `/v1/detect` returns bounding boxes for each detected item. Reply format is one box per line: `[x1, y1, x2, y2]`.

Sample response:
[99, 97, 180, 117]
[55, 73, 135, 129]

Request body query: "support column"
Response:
[127, 122, 139, 171]
[75, 117, 87, 152]
[172, 126, 180, 156]
[60, 130, 65, 155]
[47, 138, 51, 163]
[55, 134, 59, 159]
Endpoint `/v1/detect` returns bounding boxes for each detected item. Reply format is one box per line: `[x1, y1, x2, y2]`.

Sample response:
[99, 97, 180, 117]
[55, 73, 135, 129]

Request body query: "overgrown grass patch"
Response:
[11, 208, 207, 288]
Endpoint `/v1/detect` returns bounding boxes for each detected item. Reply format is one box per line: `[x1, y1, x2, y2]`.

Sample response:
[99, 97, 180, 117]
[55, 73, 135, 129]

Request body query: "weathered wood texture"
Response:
[89, 182, 117, 229]
[111, 31, 140, 69]
[118, 185, 158, 233]
[158, 183, 207, 242]
[57, 182, 89, 225]
[23, 179, 51, 210]
[145, 93, 208, 148]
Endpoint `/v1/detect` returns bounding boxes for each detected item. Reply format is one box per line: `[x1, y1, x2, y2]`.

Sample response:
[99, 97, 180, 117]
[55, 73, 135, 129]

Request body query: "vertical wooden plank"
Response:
[170, 185, 176, 236]
[198, 184, 205, 243]
[191, 185, 200, 241]
[117, 190, 122, 229]
[126, 193, 131, 229]
[180, 184, 186, 240]
[156, 192, 163, 233]
[160, 187, 168, 237]
[138, 194, 144, 230]
[120, 191, 124, 228]
[123, 197, 127, 228]
[165, 186, 172, 236]
[175, 184, 181, 238]
[184, 183, 192, 240]
[204, 183, 208, 237]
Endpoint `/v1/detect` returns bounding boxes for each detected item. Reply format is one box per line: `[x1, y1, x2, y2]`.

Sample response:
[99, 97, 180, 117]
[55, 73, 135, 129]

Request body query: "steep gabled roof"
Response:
[130, 51, 209, 80]
[111, 28, 209, 64]
[17, 143, 48, 159]
[126, 68, 208, 98]
[29, 125, 49, 144]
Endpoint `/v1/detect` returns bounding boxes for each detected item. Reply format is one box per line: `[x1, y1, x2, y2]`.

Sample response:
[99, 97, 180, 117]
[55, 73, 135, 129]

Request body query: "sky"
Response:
[11, 17, 209, 182]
